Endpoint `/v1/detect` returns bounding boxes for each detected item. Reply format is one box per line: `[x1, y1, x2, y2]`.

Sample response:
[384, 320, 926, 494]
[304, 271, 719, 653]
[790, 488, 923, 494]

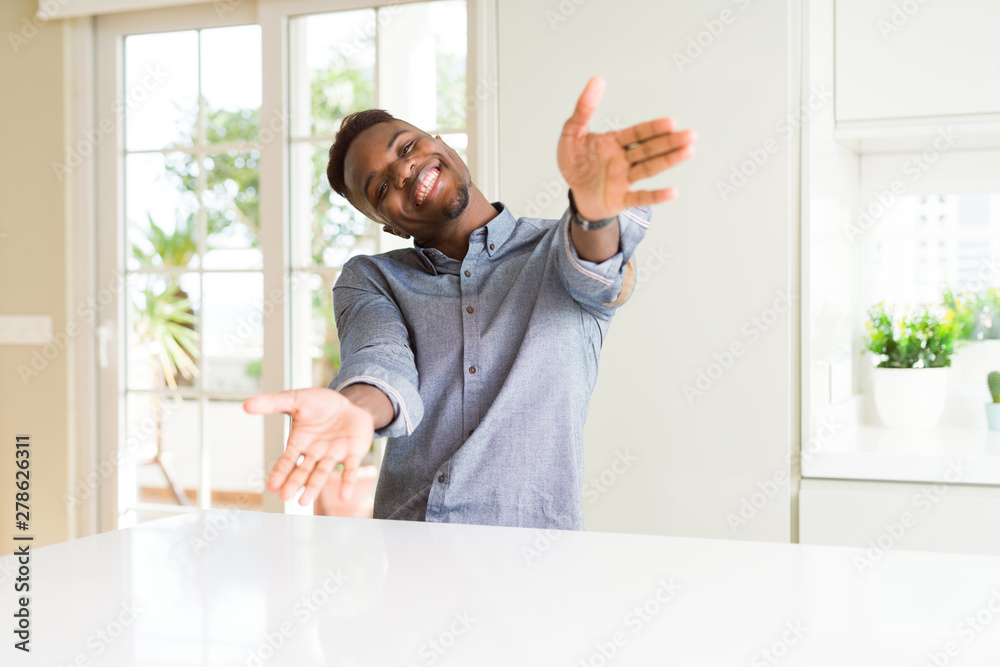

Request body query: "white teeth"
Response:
[416, 168, 439, 206]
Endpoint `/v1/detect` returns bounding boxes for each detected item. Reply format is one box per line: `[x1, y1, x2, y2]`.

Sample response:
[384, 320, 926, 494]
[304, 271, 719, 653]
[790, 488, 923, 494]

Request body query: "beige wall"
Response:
[0, 0, 70, 555]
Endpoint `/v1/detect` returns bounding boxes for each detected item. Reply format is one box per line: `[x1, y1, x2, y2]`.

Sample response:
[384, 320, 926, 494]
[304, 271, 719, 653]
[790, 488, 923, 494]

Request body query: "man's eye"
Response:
[379, 182, 387, 200]
[402, 140, 414, 155]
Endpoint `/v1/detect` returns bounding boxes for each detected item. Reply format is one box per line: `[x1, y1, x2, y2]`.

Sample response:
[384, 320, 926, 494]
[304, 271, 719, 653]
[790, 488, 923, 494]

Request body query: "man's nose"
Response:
[391, 158, 415, 190]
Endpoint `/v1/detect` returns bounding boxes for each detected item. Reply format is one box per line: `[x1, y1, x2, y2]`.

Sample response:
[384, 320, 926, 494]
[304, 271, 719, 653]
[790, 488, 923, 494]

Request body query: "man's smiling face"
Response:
[343, 119, 471, 242]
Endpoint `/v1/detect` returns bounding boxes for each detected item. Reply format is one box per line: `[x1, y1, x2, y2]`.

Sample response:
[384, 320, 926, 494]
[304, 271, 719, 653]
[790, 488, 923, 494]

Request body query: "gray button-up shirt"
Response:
[329, 201, 651, 529]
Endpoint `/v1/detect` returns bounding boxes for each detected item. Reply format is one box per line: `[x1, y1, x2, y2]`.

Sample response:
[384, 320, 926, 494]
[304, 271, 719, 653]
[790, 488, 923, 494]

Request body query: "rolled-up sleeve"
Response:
[553, 204, 652, 317]
[328, 262, 423, 438]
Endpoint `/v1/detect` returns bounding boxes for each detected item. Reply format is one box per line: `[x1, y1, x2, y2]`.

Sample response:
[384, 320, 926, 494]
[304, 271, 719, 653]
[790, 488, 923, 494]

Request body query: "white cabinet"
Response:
[800, 478, 1000, 557]
[835, 0, 1000, 122]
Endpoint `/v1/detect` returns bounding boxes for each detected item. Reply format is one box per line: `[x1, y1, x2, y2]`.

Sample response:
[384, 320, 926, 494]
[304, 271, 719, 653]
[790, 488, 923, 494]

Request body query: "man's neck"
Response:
[420, 185, 500, 260]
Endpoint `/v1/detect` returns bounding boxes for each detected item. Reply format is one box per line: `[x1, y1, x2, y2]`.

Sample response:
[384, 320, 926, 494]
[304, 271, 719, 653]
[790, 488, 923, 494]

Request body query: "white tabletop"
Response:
[5, 509, 1000, 666]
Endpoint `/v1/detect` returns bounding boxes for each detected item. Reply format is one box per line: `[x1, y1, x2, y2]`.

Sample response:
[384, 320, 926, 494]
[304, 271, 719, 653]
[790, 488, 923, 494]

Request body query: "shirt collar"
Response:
[411, 201, 516, 272]
[482, 201, 516, 258]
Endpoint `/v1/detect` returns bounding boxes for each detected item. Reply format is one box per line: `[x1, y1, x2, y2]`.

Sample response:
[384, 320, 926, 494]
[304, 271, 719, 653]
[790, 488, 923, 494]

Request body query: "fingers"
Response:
[298, 456, 336, 506]
[562, 75, 606, 139]
[628, 145, 696, 183]
[339, 454, 364, 503]
[268, 428, 312, 496]
[243, 390, 300, 416]
[624, 188, 678, 208]
[613, 117, 675, 148]
[625, 129, 697, 165]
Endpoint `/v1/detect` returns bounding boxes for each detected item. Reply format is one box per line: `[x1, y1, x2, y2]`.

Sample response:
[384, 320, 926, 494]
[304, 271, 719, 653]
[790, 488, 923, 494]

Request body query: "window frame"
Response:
[90, 0, 498, 533]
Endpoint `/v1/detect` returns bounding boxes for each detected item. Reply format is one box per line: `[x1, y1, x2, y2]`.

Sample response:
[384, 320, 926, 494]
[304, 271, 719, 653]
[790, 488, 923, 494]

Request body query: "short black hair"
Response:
[326, 109, 396, 201]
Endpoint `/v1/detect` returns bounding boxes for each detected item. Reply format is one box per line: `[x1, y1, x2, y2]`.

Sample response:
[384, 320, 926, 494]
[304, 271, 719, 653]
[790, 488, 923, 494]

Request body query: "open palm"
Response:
[243, 387, 375, 505]
[557, 76, 696, 222]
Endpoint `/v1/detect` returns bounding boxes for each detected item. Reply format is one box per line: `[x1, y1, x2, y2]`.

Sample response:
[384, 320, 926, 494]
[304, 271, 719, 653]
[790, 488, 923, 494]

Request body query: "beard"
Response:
[441, 176, 470, 220]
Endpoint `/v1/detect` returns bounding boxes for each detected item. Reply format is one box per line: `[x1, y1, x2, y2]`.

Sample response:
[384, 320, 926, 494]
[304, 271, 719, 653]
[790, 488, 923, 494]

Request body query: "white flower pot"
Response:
[872, 367, 949, 430]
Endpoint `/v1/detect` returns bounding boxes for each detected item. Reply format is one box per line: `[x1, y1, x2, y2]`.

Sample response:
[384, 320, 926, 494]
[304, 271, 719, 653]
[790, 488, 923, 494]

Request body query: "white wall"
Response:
[804, 0, 861, 410]
[0, 1, 71, 554]
[497, 0, 800, 541]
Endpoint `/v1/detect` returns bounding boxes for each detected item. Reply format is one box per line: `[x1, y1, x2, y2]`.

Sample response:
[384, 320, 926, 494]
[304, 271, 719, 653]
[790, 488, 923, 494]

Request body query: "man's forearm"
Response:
[339, 383, 395, 432]
[570, 214, 621, 263]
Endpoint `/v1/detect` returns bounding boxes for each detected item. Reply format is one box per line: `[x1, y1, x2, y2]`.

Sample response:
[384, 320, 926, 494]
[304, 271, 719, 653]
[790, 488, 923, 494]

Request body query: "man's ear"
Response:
[382, 224, 411, 240]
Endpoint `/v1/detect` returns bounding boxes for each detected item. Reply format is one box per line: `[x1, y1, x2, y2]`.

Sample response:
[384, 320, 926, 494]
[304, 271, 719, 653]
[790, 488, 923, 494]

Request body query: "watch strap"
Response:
[568, 190, 617, 231]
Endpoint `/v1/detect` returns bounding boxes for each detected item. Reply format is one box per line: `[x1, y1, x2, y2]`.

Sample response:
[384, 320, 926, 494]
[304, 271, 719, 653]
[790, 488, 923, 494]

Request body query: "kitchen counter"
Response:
[5, 509, 1000, 666]
[801, 424, 1000, 485]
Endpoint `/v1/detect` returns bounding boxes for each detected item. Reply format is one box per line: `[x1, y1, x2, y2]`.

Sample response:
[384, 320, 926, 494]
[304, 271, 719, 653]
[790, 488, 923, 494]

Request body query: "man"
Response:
[244, 76, 696, 529]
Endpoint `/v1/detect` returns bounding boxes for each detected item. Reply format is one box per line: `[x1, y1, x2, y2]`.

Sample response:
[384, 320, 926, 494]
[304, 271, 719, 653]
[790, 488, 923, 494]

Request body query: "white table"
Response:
[5, 509, 1000, 666]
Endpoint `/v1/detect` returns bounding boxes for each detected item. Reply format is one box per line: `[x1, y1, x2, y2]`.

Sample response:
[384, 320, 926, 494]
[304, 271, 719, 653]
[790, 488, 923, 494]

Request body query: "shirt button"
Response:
[464, 270, 471, 277]
[469, 366, 476, 374]
[466, 306, 474, 314]
[489, 243, 495, 250]
[438, 474, 446, 483]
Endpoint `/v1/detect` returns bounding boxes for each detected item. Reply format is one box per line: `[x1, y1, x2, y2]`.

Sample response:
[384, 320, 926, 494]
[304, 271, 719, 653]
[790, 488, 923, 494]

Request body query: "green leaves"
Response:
[943, 286, 1000, 341]
[864, 302, 957, 369]
[133, 280, 200, 389]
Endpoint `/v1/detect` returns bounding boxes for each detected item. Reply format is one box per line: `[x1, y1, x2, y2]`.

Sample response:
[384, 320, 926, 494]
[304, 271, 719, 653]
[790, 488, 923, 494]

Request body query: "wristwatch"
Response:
[568, 190, 617, 231]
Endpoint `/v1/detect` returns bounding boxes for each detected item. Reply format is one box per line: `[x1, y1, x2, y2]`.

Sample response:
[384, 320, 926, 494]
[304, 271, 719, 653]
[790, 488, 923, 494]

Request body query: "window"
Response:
[95, 0, 485, 529]
[287, 1, 468, 391]
[871, 194, 1000, 310]
[121, 25, 266, 524]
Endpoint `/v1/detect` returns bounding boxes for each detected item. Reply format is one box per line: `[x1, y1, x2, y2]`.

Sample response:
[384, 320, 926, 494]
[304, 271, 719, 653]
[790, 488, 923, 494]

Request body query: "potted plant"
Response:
[987, 371, 1000, 431]
[944, 287, 1000, 384]
[864, 303, 957, 430]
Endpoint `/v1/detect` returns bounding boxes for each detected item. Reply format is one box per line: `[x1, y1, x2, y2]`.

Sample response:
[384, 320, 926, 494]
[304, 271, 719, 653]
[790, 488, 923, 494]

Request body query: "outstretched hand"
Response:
[243, 388, 375, 506]
[558, 75, 696, 222]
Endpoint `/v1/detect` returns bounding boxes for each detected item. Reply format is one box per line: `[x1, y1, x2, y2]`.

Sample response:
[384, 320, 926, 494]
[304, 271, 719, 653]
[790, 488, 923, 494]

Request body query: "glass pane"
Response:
[202, 272, 263, 393]
[290, 271, 342, 390]
[128, 395, 199, 507]
[208, 399, 265, 511]
[438, 132, 467, 164]
[294, 9, 377, 138]
[874, 194, 1000, 305]
[202, 151, 262, 270]
[377, 0, 466, 131]
[291, 142, 377, 268]
[126, 152, 200, 271]
[127, 273, 201, 391]
[429, 1, 467, 129]
[124, 30, 198, 151]
[202, 25, 262, 144]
